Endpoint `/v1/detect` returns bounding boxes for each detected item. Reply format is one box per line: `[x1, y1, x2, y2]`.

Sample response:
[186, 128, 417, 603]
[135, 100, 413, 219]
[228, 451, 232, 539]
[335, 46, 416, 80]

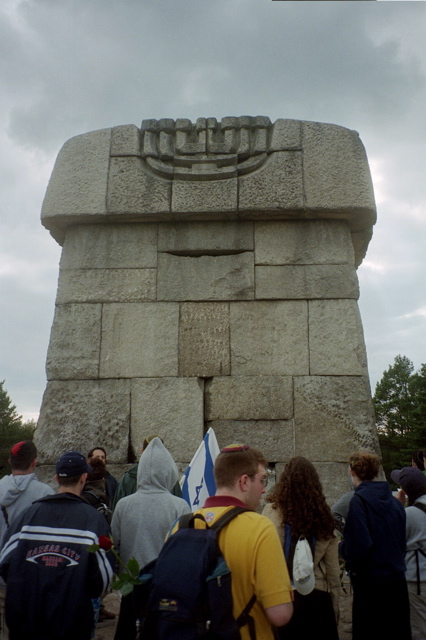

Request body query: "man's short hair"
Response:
[9, 441, 37, 471]
[214, 445, 268, 489]
[87, 446, 107, 460]
[57, 475, 83, 487]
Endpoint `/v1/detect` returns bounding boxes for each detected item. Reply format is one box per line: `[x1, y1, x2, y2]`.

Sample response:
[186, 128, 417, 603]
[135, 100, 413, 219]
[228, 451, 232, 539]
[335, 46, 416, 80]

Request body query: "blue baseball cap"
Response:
[56, 450, 92, 478]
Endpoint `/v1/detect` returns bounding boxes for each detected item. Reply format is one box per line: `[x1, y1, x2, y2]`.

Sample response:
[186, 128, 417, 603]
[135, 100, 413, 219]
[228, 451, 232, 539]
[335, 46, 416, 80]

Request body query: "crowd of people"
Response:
[0, 438, 425, 640]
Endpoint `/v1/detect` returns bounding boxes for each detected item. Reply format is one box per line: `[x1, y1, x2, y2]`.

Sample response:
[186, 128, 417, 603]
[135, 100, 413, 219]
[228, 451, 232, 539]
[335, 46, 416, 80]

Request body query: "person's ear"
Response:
[239, 474, 250, 492]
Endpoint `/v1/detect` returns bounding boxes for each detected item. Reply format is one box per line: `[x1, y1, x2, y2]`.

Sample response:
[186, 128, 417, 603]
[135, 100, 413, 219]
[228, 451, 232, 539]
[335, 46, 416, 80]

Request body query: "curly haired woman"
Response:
[339, 451, 411, 640]
[262, 456, 340, 639]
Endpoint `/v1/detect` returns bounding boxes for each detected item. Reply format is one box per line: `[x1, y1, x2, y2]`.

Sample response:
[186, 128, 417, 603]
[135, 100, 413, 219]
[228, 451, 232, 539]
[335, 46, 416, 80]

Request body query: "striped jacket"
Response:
[0, 492, 113, 640]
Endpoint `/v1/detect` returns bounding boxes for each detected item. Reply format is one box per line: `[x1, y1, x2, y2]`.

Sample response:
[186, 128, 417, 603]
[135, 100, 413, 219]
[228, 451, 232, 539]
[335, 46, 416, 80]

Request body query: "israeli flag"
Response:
[180, 428, 220, 511]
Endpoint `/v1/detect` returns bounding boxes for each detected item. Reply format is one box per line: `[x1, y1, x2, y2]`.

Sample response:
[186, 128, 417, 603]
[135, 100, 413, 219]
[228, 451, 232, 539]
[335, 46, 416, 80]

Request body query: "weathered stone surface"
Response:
[157, 253, 254, 301]
[230, 301, 309, 375]
[131, 377, 204, 462]
[308, 299, 368, 375]
[46, 304, 101, 380]
[179, 303, 230, 377]
[171, 178, 238, 217]
[100, 303, 179, 378]
[294, 376, 378, 461]
[315, 462, 355, 505]
[107, 157, 171, 217]
[34, 379, 131, 464]
[158, 221, 253, 254]
[351, 228, 373, 268]
[56, 269, 156, 304]
[41, 129, 112, 244]
[110, 124, 141, 156]
[60, 224, 158, 269]
[239, 152, 304, 214]
[269, 119, 302, 151]
[205, 376, 293, 420]
[207, 419, 295, 461]
[36, 116, 379, 482]
[254, 220, 354, 265]
[255, 264, 359, 299]
[302, 121, 376, 226]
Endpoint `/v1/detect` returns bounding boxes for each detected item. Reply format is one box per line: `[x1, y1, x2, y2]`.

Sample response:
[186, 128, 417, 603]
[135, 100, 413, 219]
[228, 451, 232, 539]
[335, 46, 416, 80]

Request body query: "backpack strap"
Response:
[177, 512, 210, 529]
[283, 523, 315, 581]
[236, 593, 257, 640]
[413, 502, 426, 516]
[210, 506, 252, 532]
[410, 503, 426, 595]
[212, 507, 257, 640]
[82, 490, 101, 507]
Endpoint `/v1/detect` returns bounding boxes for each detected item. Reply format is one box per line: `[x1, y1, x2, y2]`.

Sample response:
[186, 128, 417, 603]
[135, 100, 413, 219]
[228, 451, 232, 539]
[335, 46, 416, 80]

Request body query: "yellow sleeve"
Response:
[253, 518, 293, 609]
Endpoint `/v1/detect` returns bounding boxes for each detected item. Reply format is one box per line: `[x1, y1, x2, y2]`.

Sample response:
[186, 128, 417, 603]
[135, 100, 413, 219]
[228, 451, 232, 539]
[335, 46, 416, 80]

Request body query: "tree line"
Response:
[373, 355, 426, 481]
[0, 380, 36, 477]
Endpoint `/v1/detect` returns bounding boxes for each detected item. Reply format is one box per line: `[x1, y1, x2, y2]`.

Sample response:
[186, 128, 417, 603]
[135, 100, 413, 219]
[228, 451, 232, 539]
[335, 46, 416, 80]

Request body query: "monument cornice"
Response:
[41, 117, 376, 266]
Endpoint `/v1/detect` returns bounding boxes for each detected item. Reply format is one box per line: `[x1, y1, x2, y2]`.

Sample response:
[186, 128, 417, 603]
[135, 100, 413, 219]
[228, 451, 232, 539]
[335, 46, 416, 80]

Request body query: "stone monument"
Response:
[35, 116, 379, 501]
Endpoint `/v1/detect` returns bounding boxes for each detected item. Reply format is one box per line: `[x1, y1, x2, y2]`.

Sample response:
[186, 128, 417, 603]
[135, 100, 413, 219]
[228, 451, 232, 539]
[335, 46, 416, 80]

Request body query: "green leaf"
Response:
[127, 557, 140, 577]
[119, 581, 136, 597]
[87, 544, 100, 553]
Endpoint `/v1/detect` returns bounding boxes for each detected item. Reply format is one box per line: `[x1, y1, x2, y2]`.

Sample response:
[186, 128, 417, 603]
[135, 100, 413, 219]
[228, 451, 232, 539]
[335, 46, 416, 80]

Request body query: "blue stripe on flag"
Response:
[181, 465, 191, 506]
[204, 432, 216, 496]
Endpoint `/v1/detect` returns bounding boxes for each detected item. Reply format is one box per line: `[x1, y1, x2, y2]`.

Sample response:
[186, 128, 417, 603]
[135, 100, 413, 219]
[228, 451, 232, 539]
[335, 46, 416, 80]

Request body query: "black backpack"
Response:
[134, 506, 257, 640]
[82, 490, 112, 525]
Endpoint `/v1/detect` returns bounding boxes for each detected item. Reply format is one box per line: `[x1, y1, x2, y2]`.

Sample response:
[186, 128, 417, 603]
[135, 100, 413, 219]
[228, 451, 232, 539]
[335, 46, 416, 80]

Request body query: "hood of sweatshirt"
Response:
[136, 438, 179, 493]
[355, 480, 398, 518]
[0, 473, 38, 507]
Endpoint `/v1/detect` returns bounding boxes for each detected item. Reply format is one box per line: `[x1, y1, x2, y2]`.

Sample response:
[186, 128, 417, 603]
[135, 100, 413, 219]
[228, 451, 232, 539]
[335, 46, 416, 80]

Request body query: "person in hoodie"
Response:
[391, 466, 426, 640]
[112, 434, 183, 509]
[111, 437, 191, 640]
[339, 451, 411, 640]
[0, 440, 54, 544]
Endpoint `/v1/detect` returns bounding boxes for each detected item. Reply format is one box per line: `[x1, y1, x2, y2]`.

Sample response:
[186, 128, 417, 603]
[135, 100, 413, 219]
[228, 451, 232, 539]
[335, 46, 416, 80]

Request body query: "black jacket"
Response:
[339, 481, 407, 578]
[0, 492, 113, 640]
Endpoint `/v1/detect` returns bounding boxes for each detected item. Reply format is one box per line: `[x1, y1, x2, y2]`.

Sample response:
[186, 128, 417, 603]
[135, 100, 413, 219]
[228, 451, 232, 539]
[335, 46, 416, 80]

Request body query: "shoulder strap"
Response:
[177, 512, 208, 529]
[413, 502, 426, 515]
[409, 503, 426, 595]
[211, 506, 256, 640]
[237, 593, 257, 640]
[210, 506, 251, 533]
[83, 490, 102, 507]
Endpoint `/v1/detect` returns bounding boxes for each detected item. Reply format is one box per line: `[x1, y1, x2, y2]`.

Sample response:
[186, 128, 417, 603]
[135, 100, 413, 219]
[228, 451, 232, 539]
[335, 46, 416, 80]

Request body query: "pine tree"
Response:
[0, 381, 35, 477]
[0, 380, 23, 431]
[373, 356, 426, 481]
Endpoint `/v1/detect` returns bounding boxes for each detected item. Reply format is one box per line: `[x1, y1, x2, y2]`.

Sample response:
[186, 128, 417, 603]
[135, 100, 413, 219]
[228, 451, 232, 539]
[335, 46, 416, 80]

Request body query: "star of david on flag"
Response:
[180, 428, 220, 511]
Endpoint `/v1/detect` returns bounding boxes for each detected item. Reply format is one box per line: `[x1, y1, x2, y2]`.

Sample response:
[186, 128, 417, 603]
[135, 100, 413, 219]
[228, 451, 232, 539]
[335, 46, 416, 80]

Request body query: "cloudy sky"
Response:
[1, 0, 425, 421]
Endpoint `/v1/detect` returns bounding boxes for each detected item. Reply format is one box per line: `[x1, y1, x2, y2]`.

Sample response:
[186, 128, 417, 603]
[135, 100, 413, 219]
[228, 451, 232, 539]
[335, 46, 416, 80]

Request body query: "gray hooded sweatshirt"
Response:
[0, 473, 55, 545]
[111, 438, 191, 568]
[405, 493, 426, 584]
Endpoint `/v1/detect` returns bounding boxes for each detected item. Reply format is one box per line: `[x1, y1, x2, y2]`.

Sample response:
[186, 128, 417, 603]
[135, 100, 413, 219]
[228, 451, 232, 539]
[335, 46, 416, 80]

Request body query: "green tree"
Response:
[0, 381, 36, 477]
[410, 364, 426, 441]
[373, 356, 426, 481]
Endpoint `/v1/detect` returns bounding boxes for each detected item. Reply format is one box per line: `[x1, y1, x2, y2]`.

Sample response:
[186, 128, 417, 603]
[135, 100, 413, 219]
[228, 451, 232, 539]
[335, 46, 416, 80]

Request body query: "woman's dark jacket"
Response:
[339, 480, 407, 578]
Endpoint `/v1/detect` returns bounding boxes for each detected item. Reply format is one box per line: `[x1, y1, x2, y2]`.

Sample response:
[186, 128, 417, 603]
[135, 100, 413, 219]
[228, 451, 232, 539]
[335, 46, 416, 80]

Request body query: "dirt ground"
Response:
[94, 592, 121, 640]
[95, 582, 353, 640]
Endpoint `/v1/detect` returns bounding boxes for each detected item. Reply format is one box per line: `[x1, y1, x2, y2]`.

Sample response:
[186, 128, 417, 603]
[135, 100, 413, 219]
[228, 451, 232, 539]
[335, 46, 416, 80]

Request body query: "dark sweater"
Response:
[339, 481, 407, 578]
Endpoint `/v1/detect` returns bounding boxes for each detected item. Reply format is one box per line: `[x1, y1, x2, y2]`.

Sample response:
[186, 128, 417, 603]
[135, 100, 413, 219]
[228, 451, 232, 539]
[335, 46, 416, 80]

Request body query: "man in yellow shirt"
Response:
[192, 444, 293, 640]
